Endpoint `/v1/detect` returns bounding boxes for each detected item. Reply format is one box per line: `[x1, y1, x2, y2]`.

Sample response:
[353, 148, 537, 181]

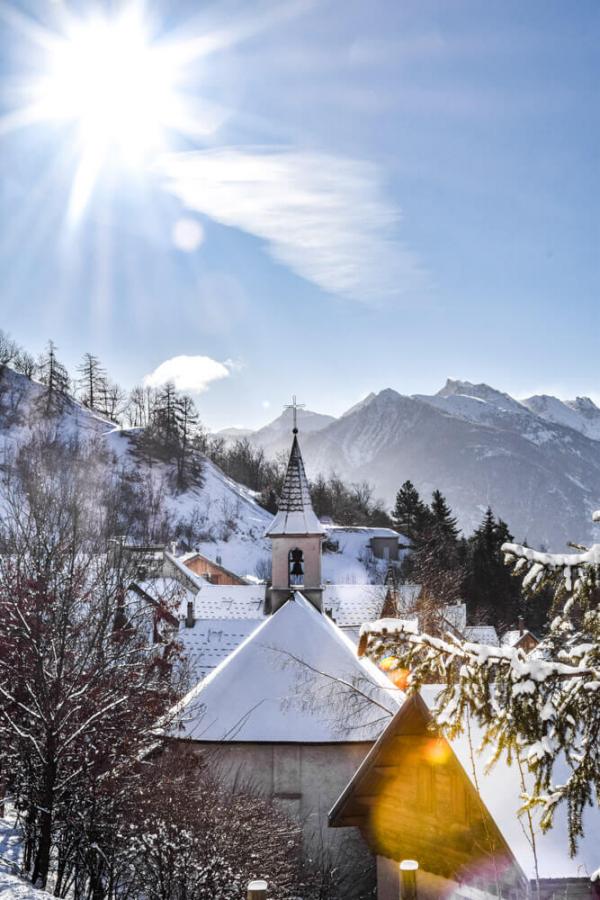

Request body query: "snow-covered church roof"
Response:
[171, 592, 401, 743]
[265, 435, 323, 536]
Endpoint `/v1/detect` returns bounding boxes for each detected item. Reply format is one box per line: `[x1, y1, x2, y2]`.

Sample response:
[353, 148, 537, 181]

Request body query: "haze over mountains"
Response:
[218, 380, 600, 550]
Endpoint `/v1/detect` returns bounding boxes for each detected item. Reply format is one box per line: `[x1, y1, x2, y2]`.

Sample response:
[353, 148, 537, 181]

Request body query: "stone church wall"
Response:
[177, 740, 376, 899]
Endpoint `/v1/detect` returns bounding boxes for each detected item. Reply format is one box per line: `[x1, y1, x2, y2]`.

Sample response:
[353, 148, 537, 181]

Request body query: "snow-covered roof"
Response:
[330, 687, 599, 881]
[464, 625, 499, 646]
[322, 583, 387, 626]
[134, 576, 194, 605]
[418, 686, 600, 880]
[501, 629, 537, 648]
[265, 435, 323, 536]
[326, 525, 405, 540]
[178, 618, 263, 683]
[192, 582, 267, 619]
[171, 592, 401, 743]
[441, 601, 467, 633]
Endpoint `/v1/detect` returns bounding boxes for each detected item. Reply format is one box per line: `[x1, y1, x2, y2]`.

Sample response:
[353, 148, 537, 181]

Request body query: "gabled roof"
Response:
[501, 629, 539, 648]
[464, 624, 499, 646]
[171, 592, 401, 743]
[330, 686, 600, 881]
[177, 550, 249, 585]
[265, 435, 323, 536]
[322, 583, 388, 626]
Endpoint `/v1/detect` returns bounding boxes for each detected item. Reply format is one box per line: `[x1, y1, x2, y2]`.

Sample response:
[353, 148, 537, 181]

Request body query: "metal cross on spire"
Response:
[284, 394, 305, 434]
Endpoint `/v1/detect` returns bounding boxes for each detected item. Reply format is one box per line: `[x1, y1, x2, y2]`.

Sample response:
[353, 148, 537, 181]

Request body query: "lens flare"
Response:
[379, 657, 410, 690]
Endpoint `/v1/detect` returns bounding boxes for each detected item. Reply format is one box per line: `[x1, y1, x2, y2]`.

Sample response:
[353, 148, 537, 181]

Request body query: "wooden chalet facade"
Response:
[330, 692, 599, 899]
[178, 551, 248, 586]
[330, 693, 528, 899]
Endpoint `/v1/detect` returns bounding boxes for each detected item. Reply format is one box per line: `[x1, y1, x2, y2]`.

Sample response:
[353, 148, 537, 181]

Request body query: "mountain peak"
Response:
[436, 379, 526, 413]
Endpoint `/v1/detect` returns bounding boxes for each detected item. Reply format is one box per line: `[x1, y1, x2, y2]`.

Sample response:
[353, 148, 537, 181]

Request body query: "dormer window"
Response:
[289, 547, 304, 586]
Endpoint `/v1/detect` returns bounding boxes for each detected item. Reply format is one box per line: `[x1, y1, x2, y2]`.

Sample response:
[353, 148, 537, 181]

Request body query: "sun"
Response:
[14, 5, 200, 220]
[37, 10, 181, 162]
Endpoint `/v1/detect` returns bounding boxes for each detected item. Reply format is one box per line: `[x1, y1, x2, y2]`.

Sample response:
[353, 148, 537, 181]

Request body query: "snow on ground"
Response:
[0, 816, 54, 900]
[0, 872, 56, 900]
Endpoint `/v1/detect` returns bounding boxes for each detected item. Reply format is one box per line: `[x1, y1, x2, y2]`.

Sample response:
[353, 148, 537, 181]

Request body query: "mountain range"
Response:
[218, 379, 600, 550]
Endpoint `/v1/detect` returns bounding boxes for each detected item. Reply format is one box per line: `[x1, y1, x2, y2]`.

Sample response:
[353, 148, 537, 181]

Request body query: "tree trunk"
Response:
[32, 748, 56, 888]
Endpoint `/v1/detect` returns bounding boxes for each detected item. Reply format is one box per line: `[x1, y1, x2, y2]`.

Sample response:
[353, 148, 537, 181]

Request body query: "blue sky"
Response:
[0, 0, 598, 428]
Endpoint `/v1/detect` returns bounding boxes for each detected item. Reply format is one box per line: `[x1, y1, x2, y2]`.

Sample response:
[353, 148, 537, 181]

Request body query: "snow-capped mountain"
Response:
[282, 381, 600, 550]
[247, 405, 336, 457]
[521, 394, 600, 442]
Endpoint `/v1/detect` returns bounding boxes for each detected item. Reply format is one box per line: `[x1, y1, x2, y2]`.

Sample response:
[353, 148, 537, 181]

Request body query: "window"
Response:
[288, 547, 304, 586]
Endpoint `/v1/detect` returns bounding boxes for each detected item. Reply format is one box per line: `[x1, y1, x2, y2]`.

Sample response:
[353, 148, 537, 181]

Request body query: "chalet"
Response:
[329, 688, 600, 899]
[174, 550, 248, 585]
[501, 620, 540, 655]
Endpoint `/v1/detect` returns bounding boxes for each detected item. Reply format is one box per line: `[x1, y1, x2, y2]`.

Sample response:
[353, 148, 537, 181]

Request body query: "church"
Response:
[158, 421, 408, 899]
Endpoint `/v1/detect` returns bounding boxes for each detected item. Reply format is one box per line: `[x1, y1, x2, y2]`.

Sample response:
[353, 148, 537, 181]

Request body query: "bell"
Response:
[291, 561, 304, 577]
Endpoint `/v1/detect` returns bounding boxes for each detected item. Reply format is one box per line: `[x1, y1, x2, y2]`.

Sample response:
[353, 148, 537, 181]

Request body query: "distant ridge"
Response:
[235, 380, 600, 550]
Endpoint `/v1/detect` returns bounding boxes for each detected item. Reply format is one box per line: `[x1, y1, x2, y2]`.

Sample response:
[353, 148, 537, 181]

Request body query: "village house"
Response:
[501, 619, 540, 655]
[329, 688, 600, 899]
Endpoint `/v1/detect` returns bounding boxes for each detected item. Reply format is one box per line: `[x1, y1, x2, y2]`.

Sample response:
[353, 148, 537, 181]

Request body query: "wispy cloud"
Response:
[144, 355, 231, 393]
[159, 148, 426, 305]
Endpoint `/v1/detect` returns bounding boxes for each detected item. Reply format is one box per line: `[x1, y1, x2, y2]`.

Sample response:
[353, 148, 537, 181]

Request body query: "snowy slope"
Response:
[0, 368, 391, 583]
[522, 394, 600, 442]
[0, 816, 55, 900]
[0, 368, 273, 577]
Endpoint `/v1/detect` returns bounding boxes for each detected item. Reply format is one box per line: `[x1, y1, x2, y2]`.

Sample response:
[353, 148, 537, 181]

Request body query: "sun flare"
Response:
[36, 11, 182, 162]
[13, 5, 202, 219]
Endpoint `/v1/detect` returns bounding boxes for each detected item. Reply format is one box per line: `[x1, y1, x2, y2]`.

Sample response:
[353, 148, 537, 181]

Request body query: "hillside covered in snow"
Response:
[0, 367, 391, 582]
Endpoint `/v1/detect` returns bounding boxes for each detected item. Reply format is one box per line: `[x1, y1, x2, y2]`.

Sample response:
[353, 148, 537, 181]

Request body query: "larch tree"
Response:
[37, 340, 70, 412]
[77, 352, 107, 413]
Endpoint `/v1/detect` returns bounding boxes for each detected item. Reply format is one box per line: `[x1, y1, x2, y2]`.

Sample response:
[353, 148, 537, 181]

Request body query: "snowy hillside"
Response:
[0, 367, 273, 578]
[0, 368, 389, 582]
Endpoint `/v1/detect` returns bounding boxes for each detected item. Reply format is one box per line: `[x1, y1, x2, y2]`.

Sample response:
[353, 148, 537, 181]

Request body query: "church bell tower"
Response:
[266, 398, 324, 613]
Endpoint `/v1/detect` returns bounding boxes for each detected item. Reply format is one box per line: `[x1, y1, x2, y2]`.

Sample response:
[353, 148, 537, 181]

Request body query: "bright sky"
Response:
[0, 0, 598, 429]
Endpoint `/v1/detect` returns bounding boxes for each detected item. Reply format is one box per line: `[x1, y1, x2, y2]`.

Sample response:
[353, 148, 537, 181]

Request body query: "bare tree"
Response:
[0, 430, 181, 891]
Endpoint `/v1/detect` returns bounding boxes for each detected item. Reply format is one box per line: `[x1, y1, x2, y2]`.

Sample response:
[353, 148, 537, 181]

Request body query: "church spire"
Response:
[266, 399, 323, 537]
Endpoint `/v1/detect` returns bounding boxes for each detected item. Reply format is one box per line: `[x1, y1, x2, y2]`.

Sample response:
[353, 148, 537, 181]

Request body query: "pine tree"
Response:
[431, 489, 459, 541]
[462, 508, 523, 628]
[392, 480, 430, 538]
[361, 509, 600, 856]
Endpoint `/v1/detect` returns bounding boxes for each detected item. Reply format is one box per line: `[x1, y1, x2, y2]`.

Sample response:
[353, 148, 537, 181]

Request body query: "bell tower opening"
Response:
[289, 547, 304, 587]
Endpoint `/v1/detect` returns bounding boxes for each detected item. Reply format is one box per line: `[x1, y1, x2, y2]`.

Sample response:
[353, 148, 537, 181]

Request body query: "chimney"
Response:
[171, 541, 177, 555]
[518, 616, 524, 636]
[185, 600, 195, 628]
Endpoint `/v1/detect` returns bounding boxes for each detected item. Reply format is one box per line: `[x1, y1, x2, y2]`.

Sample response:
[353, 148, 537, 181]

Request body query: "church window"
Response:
[289, 547, 304, 586]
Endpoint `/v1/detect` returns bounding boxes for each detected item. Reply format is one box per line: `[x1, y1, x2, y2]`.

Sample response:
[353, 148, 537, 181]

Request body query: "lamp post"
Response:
[400, 859, 418, 899]
[247, 879, 268, 900]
